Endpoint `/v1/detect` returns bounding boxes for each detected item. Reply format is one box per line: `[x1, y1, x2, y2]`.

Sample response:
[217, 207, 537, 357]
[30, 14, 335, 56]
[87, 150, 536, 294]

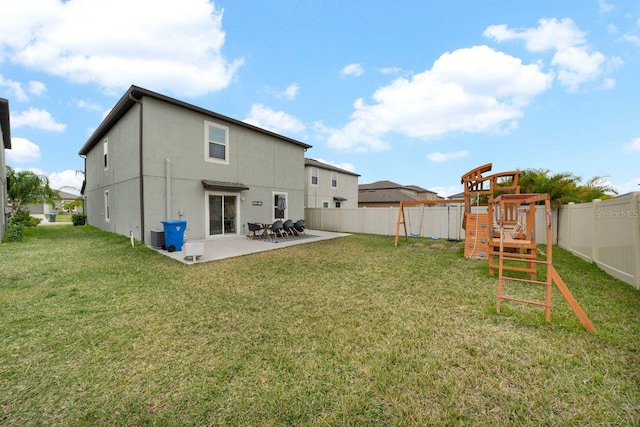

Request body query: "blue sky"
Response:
[2, 0, 639, 196]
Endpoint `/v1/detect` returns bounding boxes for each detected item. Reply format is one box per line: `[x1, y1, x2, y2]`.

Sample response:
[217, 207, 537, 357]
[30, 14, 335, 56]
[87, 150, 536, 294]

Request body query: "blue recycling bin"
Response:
[161, 220, 187, 252]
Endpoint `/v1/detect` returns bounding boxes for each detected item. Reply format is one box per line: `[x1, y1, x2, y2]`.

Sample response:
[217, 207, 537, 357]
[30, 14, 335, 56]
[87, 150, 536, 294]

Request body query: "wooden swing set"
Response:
[393, 163, 596, 333]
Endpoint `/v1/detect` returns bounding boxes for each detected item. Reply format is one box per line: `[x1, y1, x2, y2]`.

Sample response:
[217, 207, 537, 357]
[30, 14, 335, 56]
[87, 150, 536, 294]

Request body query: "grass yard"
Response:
[1, 226, 639, 426]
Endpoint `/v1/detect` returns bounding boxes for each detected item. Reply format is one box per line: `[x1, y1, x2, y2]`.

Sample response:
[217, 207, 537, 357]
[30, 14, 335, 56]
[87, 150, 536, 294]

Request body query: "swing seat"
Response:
[410, 232, 421, 237]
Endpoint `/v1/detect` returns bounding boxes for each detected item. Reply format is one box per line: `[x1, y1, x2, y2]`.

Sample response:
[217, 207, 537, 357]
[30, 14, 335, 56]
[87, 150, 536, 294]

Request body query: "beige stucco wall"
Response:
[84, 94, 307, 244]
[305, 166, 359, 209]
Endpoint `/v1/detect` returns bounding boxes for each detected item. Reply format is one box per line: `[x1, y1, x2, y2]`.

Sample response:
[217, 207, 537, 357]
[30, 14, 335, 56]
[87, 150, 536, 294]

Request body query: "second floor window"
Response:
[205, 121, 229, 164]
[311, 168, 318, 185]
[103, 138, 108, 170]
[331, 172, 338, 188]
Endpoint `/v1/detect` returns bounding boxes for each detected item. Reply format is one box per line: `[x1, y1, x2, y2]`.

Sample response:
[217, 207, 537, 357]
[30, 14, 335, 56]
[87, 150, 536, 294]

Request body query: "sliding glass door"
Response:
[208, 194, 237, 236]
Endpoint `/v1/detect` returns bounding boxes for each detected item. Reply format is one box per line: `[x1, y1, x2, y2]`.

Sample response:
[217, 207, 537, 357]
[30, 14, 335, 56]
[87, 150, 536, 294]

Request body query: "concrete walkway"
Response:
[152, 229, 350, 264]
[32, 214, 72, 226]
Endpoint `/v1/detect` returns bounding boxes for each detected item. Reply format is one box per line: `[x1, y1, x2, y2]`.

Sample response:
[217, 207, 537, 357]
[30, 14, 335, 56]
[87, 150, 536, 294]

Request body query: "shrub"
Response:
[5, 222, 24, 242]
[72, 214, 87, 226]
[9, 210, 42, 228]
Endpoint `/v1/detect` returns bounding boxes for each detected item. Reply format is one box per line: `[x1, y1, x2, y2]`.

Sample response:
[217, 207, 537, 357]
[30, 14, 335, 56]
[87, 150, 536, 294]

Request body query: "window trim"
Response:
[204, 120, 229, 165]
[272, 191, 288, 222]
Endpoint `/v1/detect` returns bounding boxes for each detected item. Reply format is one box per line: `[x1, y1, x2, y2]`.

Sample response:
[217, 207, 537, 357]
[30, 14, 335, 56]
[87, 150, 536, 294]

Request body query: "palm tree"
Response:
[6, 166, 58, 214]
[518, 169, 617, 209]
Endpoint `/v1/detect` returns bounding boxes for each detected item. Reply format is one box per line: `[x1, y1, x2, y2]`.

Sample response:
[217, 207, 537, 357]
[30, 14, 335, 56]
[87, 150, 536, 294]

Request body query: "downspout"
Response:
[129, 92, 145, 242]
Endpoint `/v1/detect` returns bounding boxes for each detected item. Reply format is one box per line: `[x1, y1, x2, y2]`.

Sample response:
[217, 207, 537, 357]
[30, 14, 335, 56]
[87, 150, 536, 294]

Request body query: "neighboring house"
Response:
[358, 180, 440, 208]
[27, 189, 81, 215]
[304, 158, 360, 208]
[78, 85, 311, 245]
[1, 98, 11, 241]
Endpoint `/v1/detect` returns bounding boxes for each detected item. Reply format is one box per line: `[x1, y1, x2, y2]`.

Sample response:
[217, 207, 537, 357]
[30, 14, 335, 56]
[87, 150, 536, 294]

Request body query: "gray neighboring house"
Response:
[1, 98, 11, 241]
[304, 158, 360, 208]
[358, 180, 440, 208]
[78, 85, 312, 245]
[27, 189, 81, 215]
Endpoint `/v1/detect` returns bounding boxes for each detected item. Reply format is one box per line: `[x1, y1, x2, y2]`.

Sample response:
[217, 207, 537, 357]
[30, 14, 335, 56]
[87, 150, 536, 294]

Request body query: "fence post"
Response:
[592, 199, 600, 263]
[565, 202, 574, 251]
[633, 192, 640, 290]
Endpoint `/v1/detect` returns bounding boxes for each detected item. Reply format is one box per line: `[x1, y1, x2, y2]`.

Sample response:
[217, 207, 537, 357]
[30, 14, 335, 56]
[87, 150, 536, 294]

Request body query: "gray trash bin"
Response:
[48, 213, 57, 222]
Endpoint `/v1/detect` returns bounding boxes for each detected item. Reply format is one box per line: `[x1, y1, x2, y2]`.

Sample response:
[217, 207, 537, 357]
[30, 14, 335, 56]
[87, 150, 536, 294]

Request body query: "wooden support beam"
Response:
[550, 266, 597, 333]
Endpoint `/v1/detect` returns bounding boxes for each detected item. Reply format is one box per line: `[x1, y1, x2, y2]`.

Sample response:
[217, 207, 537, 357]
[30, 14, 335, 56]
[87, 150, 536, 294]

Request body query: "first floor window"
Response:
[322, 201, 329, 208]
[274, 192, 287, 220]
[208, 194, 237, 236]
[104, 190, 110, 222]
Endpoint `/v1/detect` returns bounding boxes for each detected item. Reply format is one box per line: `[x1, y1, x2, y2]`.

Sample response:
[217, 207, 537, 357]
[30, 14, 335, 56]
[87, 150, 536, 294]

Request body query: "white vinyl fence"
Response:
[558, 193, 640, 290]
[306, 192, 640, 289]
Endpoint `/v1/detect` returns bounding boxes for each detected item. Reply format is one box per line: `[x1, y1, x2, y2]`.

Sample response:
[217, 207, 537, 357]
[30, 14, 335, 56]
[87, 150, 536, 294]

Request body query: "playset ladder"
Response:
[495, 195, 596, 333]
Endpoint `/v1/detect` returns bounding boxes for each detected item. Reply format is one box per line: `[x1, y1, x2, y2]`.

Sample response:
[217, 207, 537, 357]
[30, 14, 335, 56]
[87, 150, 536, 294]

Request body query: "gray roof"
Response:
[359, 188, 424, 204]
[55, 189, 81, 199]
[0, 98, 10, 149]
[359, 180, 436, 194]
[304, 158, 360, 177]
[358, 180, 403, 190]
[79, 85, 312, 156]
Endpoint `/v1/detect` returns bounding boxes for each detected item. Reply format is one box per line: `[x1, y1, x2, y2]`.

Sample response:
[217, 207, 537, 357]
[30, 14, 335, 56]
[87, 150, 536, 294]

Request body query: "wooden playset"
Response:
[394, 163, 596, 332]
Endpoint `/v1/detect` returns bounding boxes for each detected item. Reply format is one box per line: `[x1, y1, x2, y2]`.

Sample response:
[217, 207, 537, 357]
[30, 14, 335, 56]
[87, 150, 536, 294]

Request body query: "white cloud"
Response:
[0, 75, 46, 102]
[599, 0, 614, 14]
[11, 107, 66, 131]
[76, 99, 102, 112]
[427, 150, 469, 162]
[601, 77, 616, 90]
[282, 83, 299, 100]
[48, 169, 84, 193]
[613, 177, 640, 195]
[244, 104, 306, 135]
[380, 67, 402, 75]
[428, 185, 463, 198]
[28, 81, 47, 96]
[625, 137, 640, 152]
[621, 33, 640, 47]
[324, 45, 552, 151]
[0, 0, 243, 97]
[340, 63, 364, 77]
[484, 18, 609, 91]
[6, 137, 41, 163]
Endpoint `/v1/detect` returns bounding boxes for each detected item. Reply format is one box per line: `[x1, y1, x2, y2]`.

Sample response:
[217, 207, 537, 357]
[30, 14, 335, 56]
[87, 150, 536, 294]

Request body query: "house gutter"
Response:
[129, 92, 145, 242]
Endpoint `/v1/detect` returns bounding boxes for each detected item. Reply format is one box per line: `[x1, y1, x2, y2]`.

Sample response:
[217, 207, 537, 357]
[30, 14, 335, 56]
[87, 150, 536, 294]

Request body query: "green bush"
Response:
[5, 222, 24, 242]
[71, 214, 87, 226]
[9, 210, 41, 228]
[10, 210, 31, 226]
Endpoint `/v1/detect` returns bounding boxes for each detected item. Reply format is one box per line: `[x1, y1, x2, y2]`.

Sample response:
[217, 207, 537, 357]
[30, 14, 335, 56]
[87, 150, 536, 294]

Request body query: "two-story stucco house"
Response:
[1, 98, 11, 241]
[304, 158, 360, 209]
[78, 86, 311, 245]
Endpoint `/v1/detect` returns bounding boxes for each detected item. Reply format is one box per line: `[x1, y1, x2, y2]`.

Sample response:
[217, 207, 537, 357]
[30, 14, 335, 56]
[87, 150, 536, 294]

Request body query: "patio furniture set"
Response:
[247, 219, 306, 241]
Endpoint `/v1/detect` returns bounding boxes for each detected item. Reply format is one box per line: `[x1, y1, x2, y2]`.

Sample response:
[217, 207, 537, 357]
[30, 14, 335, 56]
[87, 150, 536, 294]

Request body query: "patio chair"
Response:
[247, 222, 264, 240]
[293, 219, 306, 236]
[283, 219, 297, 239]
[269, 220, 287, 240]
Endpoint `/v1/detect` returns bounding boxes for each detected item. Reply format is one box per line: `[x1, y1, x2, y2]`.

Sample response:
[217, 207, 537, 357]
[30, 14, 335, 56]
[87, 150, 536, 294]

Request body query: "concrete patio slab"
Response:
[152, 229, 350, 264]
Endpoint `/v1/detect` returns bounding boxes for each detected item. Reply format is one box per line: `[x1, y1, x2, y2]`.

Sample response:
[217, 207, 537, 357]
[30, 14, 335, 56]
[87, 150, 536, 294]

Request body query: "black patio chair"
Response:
[293, 219, 306, 236]
[247, 222, 264, 240]
[269, 220, 287, 240]
[283, 219, 297, 239]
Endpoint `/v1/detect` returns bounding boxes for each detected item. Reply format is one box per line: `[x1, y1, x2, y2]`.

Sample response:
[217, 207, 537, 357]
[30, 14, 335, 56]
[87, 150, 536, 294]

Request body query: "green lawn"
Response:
[1, 226, 639, 426]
